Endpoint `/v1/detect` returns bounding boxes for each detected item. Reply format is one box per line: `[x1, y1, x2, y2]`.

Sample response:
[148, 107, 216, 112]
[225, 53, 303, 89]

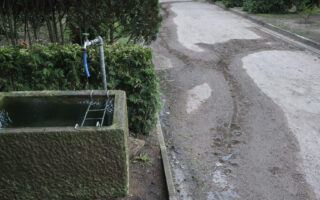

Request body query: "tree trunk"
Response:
[13, 14, 18, 45]
[24, 15, 27, 41]
[27, 21, 32, 45]
[33, 25, 38, 40]
[0, 11, 10, 44]
[8, 9, 16, 45]
[52, 8, 59, 43]
[31, 20, 39, 41]
[58, 13, 65, 44]
[46, 18, 54, 43]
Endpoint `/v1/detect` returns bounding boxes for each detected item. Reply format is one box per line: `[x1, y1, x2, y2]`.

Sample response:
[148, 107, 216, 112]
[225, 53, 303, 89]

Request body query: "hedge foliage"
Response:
[214, 0, 319, 12]
[294, 0, 320, 9]
[222, 0, 243, 7]
[0, 44, 160, 135]
[243, 0, 293, 13]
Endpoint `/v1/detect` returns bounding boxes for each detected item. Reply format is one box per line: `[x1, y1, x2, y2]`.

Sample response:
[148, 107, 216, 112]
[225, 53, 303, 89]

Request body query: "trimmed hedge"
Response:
[0, 44, 160, 134]
[243, 0, 292, 13]
[222, 0, 243, 8]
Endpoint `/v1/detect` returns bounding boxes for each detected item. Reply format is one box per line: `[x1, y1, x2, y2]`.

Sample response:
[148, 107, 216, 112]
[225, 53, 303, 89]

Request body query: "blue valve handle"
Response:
[83, 52, 90, 78]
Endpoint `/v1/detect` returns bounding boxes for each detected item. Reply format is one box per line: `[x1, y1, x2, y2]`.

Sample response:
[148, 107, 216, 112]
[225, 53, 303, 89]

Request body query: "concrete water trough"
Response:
[0, 90, 129, 199]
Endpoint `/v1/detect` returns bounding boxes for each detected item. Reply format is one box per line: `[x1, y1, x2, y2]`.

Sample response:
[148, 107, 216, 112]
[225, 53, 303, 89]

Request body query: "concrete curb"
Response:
[156, 115, 177, 200]
[212, 2, 320, 50]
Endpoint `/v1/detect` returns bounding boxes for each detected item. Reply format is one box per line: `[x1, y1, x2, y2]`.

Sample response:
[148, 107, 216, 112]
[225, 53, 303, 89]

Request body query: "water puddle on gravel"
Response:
[207, 169, 240, 200]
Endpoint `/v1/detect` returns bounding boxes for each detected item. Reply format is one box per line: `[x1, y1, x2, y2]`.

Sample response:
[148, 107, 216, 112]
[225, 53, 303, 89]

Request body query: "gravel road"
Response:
[151, 0, 320, 199]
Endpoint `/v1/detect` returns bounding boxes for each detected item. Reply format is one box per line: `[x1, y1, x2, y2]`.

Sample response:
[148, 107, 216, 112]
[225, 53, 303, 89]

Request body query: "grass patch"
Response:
[215, 1, 224, 6]
[292, 28, 311, 36]
[256, 6, 320, 18]
[274, 23, 289, 29]
[256, 13, 299, 18]
[274, 24, 311, 37]
[133, 153, 151, 166]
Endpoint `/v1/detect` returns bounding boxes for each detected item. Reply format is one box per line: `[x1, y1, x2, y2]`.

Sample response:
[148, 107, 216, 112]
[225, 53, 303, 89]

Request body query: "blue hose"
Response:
[82, 52, 90, 78]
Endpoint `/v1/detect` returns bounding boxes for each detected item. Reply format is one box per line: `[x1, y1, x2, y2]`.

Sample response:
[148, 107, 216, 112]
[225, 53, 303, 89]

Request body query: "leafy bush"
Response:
[243, 0, 292, 13]
[298, 2, 318, 23]
[222, 0, 243, 7]
[0, 44, 160, 135]
[294, 0, 319, 10]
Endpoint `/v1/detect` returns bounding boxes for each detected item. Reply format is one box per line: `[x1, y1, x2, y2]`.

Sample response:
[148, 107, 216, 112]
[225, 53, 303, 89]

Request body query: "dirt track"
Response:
[151, 1, 320, 199]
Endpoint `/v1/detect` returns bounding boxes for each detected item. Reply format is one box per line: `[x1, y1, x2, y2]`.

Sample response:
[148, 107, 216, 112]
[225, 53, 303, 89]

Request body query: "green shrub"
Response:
[0, 44, 160, 135]
[298, 2, 318, 23]
[294, 0, 319, 10]
[222, 0, 243, 7]
[243, 0, 292, 13]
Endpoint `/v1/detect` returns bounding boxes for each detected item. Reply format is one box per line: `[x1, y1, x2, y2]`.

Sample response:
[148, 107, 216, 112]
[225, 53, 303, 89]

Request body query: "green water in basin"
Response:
[0, 96, 113, 128]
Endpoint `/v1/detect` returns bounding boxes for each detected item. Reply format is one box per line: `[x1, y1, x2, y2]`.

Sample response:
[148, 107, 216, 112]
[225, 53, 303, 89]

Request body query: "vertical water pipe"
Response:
[82, 36, 107, 90]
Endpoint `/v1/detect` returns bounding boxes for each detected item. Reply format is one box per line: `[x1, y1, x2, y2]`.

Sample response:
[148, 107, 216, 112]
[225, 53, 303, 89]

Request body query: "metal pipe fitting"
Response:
[81, 36, 107, 90]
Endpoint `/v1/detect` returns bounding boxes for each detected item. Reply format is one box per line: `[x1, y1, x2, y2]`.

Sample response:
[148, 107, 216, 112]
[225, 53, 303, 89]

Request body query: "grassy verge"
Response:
[256, 13, 299, 18]
[215, 1, 224, 6]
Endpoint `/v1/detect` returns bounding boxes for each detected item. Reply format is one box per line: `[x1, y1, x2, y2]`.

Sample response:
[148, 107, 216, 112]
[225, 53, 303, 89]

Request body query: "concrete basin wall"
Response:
[0, 90, 129, 200]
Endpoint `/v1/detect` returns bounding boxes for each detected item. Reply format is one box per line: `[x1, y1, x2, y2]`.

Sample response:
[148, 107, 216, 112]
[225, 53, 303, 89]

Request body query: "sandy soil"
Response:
[153, 0, 320, 199]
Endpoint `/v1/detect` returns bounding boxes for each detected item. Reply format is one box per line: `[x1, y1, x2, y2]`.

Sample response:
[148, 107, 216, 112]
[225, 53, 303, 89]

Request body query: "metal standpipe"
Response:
[79, 36, 113, 128]
[82, 36, 107, 90]
[97, 37, 107, 91]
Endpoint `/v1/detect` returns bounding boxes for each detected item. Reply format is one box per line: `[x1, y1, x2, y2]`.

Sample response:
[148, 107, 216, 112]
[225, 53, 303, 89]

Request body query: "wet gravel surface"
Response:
[151, 1, 319, 199]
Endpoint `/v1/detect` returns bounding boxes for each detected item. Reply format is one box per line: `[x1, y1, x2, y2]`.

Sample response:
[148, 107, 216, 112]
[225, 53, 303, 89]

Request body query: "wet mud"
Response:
[152, 1, 317, 200]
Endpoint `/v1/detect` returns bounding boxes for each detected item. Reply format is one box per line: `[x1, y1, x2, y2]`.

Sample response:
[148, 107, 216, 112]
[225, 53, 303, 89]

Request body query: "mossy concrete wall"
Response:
[0, 90, 129, 200]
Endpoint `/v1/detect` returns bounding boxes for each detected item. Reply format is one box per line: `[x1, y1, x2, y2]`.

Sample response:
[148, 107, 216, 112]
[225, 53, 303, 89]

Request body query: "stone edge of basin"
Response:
[0, 90, 126, 133]
[211, 1, 320, 51]
[0, 90, 129, 199]
[156, 114, 178, 200]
